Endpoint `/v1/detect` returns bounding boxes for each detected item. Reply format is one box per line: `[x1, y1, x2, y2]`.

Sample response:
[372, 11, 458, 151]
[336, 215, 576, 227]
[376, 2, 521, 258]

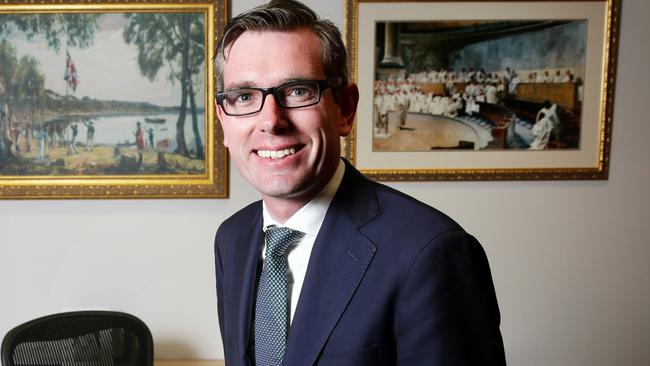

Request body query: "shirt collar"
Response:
[263, 159, 345, 237]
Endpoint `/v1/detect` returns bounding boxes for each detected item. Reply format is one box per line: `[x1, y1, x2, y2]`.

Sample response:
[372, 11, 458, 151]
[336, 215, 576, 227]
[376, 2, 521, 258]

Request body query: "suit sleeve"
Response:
[394, 230, 506, 365]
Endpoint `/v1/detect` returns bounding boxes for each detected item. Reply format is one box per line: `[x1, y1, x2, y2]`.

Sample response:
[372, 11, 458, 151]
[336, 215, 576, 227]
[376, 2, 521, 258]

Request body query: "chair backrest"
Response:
[1, 310, 153, 366]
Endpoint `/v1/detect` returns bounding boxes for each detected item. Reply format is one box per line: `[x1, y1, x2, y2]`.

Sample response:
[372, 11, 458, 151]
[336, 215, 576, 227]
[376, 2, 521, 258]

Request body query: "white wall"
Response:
[1, 0, 648, 364]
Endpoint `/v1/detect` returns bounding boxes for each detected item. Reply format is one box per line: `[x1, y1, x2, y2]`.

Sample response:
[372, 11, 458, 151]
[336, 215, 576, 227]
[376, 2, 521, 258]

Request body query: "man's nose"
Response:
[257, 93, 288, 133]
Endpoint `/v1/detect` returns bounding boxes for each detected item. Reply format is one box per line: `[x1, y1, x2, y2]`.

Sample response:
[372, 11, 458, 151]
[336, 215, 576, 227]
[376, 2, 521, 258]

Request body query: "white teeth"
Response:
[257, 148, 296, 159]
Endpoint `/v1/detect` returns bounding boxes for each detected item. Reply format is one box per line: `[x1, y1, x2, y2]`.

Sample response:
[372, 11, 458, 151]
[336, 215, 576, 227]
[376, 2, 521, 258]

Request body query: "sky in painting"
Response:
[7, 13, 205, 108]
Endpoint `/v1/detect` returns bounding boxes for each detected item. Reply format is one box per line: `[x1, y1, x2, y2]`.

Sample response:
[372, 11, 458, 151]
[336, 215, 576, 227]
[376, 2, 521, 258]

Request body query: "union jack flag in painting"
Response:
[63, 50, 79, 92]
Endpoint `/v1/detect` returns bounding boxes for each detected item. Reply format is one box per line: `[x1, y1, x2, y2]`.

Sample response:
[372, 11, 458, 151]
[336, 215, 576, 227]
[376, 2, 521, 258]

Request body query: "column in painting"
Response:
[380, 22, 404, 67]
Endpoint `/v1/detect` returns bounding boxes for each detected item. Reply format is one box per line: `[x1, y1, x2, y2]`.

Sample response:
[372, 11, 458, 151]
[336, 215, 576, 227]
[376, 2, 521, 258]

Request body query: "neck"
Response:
[262, 195, 311, 224]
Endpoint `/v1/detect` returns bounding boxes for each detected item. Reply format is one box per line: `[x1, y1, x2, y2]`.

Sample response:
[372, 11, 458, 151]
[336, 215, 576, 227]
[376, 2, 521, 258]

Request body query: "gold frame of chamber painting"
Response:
[0, 0, 228, 198]
[343, 0, 620, 181]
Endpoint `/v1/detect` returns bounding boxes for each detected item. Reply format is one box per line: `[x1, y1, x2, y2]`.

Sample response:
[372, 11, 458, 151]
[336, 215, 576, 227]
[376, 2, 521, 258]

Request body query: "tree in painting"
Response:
[123, 12, 205, 160]
[0, 14, 99, 162]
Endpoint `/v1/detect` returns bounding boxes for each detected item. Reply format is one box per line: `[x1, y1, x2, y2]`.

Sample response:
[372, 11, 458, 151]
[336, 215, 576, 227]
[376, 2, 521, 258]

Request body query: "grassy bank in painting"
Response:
[0, 145, 204, 176]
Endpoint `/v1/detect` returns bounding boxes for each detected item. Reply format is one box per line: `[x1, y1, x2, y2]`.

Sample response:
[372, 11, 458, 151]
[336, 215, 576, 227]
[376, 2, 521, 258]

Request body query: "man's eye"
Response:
[227, 91, 255, 105]
[237, 93, 252, 102]
[285, 86, 315, 98]
[290, 88, 307, 96]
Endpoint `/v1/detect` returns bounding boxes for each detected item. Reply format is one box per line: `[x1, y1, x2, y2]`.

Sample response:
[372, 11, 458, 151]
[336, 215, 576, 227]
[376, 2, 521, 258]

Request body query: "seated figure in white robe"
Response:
[537, 101, 561, 140]
[529, 112, 554, 150]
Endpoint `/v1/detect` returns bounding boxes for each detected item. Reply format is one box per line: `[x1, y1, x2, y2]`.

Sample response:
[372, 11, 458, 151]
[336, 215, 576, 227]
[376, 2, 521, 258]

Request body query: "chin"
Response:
[253, 179, 298, 197]
[258, 179, 318, 201]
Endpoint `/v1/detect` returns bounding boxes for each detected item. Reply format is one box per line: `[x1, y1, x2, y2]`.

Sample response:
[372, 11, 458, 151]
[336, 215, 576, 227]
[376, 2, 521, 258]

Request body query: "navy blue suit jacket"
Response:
[215, 161, 505, 365]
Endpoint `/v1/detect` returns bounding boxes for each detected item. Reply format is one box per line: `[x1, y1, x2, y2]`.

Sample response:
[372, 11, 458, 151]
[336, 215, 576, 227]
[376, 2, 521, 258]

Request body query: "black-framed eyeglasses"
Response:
[216, 77, 343, 116]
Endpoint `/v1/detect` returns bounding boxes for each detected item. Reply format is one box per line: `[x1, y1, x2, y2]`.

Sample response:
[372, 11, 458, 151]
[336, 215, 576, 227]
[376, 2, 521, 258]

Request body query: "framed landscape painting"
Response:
[344, 0, 620, 180]
[0, 0, 228, 198]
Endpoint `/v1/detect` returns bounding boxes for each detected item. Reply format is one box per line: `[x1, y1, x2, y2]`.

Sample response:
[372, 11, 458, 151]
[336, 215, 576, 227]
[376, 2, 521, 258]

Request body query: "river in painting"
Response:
[1, 112, 207, 176]
[69, 113, 204, 148]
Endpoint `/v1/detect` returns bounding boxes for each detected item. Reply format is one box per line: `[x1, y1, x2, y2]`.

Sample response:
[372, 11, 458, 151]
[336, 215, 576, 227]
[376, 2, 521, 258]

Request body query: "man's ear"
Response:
[215, 100, 229, 148]
[337, 82, 359, 137]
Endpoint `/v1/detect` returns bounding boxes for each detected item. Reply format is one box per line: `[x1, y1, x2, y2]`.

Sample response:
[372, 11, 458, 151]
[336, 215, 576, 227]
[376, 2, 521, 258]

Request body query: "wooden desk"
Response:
[156, 361, 225, 366]
[516, 82, 579, 110]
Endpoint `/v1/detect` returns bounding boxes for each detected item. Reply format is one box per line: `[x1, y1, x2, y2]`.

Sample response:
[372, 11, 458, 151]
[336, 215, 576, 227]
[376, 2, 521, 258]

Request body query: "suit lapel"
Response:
[234, 208, 264, 365]
[282, 163, 379, 366]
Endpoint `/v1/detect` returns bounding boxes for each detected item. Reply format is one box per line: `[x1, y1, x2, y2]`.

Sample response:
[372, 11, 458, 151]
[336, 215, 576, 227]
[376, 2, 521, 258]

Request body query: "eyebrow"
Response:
[223, 77, 317, 92]
[223, 81, 257, 91]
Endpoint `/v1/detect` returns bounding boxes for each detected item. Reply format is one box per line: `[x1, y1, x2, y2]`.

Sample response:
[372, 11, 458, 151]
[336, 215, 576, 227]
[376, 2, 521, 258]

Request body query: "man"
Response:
[83, 120, 95, 151]
[33, 125, 48, 161]
[134, 121, 145, 163]
[147, 127, 155, 150]
[536, 100, 561, 141]
[214, 1, 505, 365]
[485, 82, 498, 105]
[508, 71, 520, 95]
[68, 123, 79, 154]
[562, 69, 574, 83]
[528, 111, 554, 150]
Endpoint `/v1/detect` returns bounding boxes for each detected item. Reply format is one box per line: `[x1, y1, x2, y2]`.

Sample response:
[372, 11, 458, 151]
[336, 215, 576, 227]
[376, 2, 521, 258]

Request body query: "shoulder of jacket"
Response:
[217, 200, 262, 237]
[369, 182, 464, 235]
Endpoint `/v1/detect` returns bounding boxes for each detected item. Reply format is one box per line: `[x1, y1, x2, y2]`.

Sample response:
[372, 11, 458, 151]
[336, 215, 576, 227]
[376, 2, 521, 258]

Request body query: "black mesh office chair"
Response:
[1, 310, 153, 366]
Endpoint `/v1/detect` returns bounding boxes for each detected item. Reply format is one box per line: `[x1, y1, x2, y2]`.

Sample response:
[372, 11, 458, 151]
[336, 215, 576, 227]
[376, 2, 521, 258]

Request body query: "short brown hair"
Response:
[214, 0, 348, 91]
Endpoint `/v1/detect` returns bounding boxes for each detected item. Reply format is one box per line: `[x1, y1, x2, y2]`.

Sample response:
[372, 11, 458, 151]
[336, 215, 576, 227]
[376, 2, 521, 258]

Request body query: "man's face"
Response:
[216, 28, 357, 204]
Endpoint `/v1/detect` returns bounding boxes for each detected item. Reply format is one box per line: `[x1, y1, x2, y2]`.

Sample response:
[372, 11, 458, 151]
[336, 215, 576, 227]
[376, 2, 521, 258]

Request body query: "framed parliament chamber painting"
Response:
[0, 0, 228, 198]
[344, 0, 620, 180]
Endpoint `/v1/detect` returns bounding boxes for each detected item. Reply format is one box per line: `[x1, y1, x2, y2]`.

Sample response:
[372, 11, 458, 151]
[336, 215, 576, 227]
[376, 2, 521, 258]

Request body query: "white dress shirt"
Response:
[262, 159, 345, 323]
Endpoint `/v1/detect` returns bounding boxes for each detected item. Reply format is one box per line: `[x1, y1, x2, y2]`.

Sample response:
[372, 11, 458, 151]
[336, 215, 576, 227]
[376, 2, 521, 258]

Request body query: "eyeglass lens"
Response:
[221, 81, 321, 116]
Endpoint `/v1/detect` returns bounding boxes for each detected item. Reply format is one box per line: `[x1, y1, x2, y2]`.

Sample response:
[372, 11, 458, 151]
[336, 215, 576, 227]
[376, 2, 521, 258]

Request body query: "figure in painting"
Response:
[147, 128, 155, 150]
[68, 123, 79, 155]
[33, 125, 48, 161]
[83, 120, 95, 151]
[529, 111, 554, 150]
[537, 100, 561, 141]
[135, 121, 145, 163]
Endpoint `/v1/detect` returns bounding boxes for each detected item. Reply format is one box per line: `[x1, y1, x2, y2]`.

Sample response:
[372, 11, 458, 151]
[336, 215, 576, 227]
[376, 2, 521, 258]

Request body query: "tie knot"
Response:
[265, 226, 304, 257]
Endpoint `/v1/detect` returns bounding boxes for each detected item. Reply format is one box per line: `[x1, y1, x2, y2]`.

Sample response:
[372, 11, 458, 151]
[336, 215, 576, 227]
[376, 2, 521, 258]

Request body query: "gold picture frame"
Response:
[0, 0, 228, 198]
[343, 0, 620, 180]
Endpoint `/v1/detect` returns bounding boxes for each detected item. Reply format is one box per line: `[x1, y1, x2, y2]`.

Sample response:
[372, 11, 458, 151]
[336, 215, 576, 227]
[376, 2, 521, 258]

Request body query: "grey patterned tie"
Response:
[254, 225, 304, 366]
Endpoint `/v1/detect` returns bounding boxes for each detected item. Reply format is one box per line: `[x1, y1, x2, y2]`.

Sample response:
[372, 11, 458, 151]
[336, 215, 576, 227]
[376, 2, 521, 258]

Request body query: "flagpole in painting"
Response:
[63, 50, 79, 96]
[63, 50, 80, 155]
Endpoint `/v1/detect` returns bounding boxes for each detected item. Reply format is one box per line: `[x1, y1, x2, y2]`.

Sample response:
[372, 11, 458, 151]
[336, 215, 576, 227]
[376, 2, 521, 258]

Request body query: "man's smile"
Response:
[256, 147, 297, 159]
